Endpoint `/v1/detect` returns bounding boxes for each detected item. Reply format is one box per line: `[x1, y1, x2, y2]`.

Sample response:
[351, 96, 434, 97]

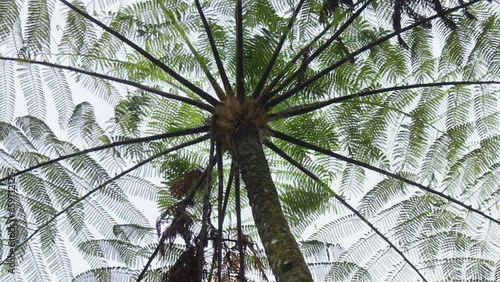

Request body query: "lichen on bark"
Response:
[232, 121, 313, 282]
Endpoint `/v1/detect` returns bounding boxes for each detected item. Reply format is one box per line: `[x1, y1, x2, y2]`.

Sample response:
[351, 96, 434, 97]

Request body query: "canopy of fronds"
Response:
[1, 0, 500, 281]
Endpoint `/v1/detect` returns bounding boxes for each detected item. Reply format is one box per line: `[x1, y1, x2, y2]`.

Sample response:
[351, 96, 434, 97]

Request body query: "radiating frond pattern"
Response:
[1, 0, 500, 281]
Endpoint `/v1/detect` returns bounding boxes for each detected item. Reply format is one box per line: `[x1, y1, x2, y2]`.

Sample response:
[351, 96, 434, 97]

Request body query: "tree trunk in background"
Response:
[233, 122, 313, 282]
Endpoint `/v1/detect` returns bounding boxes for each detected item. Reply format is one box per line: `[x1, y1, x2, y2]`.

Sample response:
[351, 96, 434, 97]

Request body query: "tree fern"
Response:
[2, 0, 500, 281]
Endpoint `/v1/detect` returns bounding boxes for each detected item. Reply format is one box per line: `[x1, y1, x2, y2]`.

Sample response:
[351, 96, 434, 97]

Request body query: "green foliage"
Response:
[1, 0, 500, 281]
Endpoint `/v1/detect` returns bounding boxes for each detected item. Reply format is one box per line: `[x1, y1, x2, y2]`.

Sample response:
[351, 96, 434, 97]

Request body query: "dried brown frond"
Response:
[163, 247, 199, 282]
[170, 169, 203, 199]
[159, 202, 194, 256]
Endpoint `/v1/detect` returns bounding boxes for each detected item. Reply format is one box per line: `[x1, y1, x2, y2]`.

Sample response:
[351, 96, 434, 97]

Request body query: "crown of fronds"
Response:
[1, 0, 500, 281]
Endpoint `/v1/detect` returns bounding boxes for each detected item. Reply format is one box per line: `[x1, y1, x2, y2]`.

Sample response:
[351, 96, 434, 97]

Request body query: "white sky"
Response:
[3, 1, 500, 281]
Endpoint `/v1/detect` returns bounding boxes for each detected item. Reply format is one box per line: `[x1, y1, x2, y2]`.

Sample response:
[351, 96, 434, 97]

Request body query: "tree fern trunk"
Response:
[233, 122, 313, 282]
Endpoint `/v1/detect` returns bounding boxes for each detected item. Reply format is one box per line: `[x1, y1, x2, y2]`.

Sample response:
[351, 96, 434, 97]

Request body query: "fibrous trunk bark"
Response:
[232, 122, 313, 282]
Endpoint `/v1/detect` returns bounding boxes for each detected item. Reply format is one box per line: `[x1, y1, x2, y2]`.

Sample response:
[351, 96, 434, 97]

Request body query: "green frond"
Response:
[324, 261, 371, 282]
[309, 214, 368, 245]
[280, 179, 333, 233]
[364, 246, 400, 281]
[75, 73, 122, 106]
[421, 257, 495, 281]
[0, 121, 36, 153]
[43, 233, 73, 281]
[15, 116, 59, 154]
[339, 163, 365, 199]
[78, 239, 143, 267]
[112, 224, 155, 245]
[496, 259, 500, 281]
[0, 0, 20, 42]
[0, 60, 15, 122]
[21, 244, 51, 281]
[2, 0, 500, 280]
[385, 262, 415, 282]
[73, 266, 135, 282]
[147, 95, 206, 133]
[68, 102, 106, 145]
[17, 64, 46, 120]
[25, 0, 53, 55]
[359, 177, 410, 217]
[417, 230, 486, 264]
[271, 111, 339, 152]
[114, 93, 151, 136]
[419, 134, 448, 185]
[59, 0, 98, 62]
[302, 240, 344, 262]
[80, 11, 136, 72]
[473, 90, 499, 140]
[465, 15, 500, 79]
[42, 66, 74, 128]
[114, 175, 159, 202]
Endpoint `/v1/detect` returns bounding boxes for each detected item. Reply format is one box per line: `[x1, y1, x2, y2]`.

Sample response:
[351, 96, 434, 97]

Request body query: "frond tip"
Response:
[271, 129, 500, 226]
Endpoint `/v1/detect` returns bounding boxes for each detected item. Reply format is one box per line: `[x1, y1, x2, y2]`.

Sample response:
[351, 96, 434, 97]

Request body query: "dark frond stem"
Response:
[306, 0, 372, 64]
[163, 11, 226, 101]
[194, 0, 234, 97]
[198, 119, 216, 281]
[138, 163, 214, 282]
[269, 81, 500, 120]
[221, 160, 235, 218]
[266, 0, 481, 108]
[208, 244, 218, 282]
[185, 161, 214, 202]
[0, 126, 209, 183]
[58, 0, 219, 106]
[260, 0, 372, 105]
[250, 0, 307, 99]
[235, 0, 245, 100]
[216, 139, 224, 282]
[265, 140, 428, 282]
[234, 159, 245, 280]
[430, 0, 458, 29]
[256, 19, 335, 104]
[264, 141, 318, 181]
[458, 0, 477, 20]
[156, 0, 225, 101]
[270, 129, 500, 225]
[0, 57, 215, 113]
[0, 134, 210, 268]
[485, 197, 500, 213]
[337, 37, 356, 63]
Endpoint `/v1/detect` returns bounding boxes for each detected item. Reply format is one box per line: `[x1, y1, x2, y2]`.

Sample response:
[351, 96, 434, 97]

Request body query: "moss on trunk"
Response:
[233, 122, 313, 282]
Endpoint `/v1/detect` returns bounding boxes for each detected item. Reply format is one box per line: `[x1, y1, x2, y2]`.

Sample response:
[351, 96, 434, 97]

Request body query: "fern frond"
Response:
[58, 0, 219, 106]
[17, 64, 46, 120]
[0, 59, 15, 122]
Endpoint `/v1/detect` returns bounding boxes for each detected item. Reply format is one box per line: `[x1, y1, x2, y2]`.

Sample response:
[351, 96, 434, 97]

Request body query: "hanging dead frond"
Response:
[216, 250, 240, 282]
[169, 169, 203, 199]
[159, 201, 194, 256]
[163, 246, 199, 282]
